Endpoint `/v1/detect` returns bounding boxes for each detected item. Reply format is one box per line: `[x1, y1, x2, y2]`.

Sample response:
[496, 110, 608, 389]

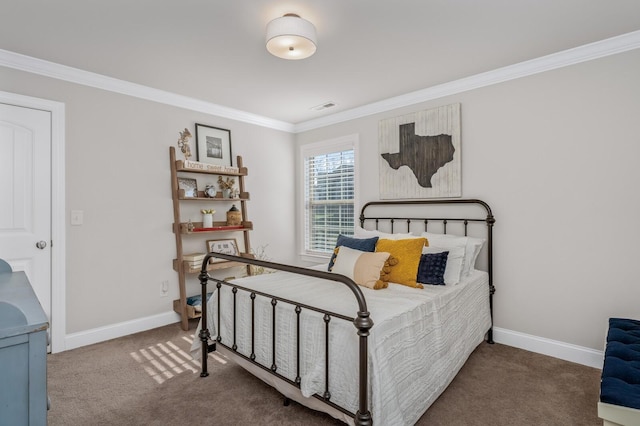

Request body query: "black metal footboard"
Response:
[198, 253, 374, 426]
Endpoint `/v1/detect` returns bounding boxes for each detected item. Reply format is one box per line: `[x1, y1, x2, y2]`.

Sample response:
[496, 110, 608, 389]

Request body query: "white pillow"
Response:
[464, 236, 486, 274]
[422, 245, 465, 285]
[422, 232, 485, 276]
[331, 246, 391, 290]
[355, 226, 414, 240]
[422, 232, 467, 251]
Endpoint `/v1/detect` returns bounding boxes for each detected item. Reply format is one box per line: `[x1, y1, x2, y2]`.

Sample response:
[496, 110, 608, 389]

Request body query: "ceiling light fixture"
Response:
[266, 13, 317, 60]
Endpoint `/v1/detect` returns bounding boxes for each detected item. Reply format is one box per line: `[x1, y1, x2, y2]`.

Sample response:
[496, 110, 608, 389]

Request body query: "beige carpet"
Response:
[47, 322, 602, 425]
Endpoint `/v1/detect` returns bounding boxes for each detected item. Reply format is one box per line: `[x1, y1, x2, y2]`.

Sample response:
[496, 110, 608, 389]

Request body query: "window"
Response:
[301, 135, 357, 257]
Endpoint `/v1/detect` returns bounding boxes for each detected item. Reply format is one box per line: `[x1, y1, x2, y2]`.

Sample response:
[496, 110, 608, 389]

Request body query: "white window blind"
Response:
[304, 149, 355, 255]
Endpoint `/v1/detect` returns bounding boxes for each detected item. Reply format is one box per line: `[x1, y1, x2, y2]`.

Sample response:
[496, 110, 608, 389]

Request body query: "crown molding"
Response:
[2, 30, 639, 134]
[0, 49, 295, 133]
[293, 29, 640, 133]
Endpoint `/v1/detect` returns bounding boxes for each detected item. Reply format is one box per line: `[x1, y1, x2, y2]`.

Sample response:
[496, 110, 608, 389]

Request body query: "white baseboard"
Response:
[63, 311, 181, 352]
[493, 327, 604, 369]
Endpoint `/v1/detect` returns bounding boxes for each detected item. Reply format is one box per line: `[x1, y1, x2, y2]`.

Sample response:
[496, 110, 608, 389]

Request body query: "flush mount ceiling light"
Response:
[266, 13, 317, 60]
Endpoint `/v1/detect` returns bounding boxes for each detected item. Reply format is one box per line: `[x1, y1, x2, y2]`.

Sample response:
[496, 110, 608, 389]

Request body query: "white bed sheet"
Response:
[191, 267, 491, 426]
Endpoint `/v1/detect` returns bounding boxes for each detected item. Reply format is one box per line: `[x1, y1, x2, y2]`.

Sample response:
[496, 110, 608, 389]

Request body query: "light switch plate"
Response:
[71, 210, 83, 226]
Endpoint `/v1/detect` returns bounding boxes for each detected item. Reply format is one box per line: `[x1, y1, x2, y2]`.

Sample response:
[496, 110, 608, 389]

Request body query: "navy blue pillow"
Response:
[416, 251, 449, 285]
[328, 235, 379, 271]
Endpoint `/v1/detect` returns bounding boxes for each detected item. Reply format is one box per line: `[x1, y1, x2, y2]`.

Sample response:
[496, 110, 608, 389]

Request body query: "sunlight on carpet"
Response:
[130, 334, 228, 384]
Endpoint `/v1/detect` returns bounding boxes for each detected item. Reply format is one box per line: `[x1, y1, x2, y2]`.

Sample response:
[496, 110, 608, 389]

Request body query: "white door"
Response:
[0, 103, 52, 328]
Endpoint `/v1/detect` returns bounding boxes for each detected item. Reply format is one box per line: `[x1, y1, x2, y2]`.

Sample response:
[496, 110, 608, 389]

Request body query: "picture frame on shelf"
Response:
[206, 238, 240, 262]
[177, 177, 198, 198]
[195, 123, 232, 167]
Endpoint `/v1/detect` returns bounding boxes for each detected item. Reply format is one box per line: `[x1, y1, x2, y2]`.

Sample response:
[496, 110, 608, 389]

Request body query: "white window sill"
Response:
[298, 253, 331, 266]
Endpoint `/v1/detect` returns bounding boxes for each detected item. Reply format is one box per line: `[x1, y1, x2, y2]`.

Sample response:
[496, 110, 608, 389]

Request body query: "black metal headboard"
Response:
[359, 199, 495, 343]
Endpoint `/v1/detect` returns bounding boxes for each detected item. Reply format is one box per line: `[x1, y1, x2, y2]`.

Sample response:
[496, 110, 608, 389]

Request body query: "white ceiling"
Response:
[2, 1, 640, 125]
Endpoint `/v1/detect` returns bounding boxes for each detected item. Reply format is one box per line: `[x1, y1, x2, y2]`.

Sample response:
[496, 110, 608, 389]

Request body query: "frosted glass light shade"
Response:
[266, 14, 317, 60]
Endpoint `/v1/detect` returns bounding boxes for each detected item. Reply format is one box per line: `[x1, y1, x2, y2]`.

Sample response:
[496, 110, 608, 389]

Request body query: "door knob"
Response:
[36, 240, 47, 249]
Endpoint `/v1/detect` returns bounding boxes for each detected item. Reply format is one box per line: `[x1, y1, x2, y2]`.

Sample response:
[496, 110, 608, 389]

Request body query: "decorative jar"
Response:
[226, 205, 242, 226]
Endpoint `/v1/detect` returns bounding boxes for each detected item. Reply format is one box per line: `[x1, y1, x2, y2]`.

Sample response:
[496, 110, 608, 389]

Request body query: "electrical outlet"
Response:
[160, 280, 169, 297]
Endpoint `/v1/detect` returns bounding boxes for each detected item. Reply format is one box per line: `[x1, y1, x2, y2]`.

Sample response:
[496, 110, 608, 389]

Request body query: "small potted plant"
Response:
[218, 176, 235, 198]
[201, 209, 215, 228]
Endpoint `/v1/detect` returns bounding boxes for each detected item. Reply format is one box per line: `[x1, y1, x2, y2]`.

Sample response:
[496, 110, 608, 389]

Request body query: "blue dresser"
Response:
[0, 268, 49, 426]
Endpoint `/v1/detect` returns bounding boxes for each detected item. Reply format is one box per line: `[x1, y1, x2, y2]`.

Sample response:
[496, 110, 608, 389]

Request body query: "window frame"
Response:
[298, 134, 359, 262]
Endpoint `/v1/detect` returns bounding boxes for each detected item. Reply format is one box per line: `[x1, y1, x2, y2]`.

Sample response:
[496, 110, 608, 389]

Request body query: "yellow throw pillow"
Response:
[375, 238, 427, 289]
[331, 246, 391, 290]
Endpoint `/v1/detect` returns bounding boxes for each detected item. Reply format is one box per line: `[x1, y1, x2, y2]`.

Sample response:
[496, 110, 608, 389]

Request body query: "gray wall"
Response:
[2, 47, 639, 351]
[0, 66, 297, 334]
[295, 49, 640, 350]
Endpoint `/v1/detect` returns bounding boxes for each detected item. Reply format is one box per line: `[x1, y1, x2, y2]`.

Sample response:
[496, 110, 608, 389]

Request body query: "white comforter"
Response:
[191, 268, 491, 426]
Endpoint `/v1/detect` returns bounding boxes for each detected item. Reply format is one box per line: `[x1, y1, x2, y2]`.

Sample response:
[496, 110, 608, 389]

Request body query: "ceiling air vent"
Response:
[310, 102, 336, 111]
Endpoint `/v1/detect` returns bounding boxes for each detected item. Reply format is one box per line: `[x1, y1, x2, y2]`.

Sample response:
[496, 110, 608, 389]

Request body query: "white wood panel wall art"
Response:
[379, 103, 461, 199]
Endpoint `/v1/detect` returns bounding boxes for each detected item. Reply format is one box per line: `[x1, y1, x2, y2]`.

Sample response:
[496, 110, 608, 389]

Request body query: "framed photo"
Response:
[206, 238, 239, 262]
[177, 177, 198, 198]
[195, 123, 232, 167]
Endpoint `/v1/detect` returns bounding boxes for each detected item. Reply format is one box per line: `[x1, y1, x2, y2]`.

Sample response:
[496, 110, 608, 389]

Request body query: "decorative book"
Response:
[182, 253, 206, 262]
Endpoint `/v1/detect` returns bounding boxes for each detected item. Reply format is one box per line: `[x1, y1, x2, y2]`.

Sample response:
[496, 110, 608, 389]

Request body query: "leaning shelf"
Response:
[169, 146, 253, 330]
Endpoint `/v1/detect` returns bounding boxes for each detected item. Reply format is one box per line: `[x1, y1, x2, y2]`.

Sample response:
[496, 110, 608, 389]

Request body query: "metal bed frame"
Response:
[198, 199, 495, 426]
